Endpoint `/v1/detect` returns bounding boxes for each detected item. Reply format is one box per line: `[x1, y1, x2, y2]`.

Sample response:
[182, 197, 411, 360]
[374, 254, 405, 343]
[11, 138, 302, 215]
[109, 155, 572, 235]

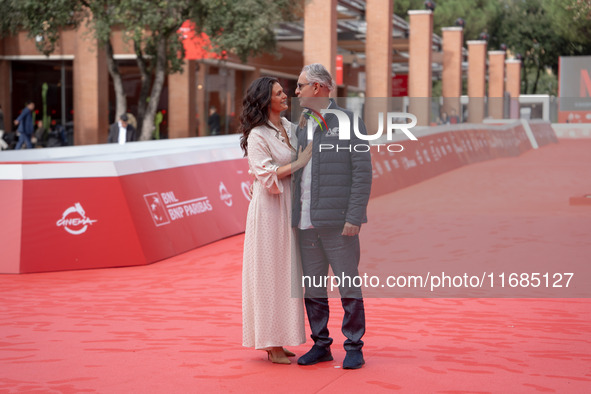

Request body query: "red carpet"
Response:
[1, 140, 590, 392]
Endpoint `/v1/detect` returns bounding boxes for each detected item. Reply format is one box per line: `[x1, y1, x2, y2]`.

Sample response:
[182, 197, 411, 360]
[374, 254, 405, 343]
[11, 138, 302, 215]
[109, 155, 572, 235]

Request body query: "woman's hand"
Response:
[276, 143, 313, 179]
[293, 143, 313, 171]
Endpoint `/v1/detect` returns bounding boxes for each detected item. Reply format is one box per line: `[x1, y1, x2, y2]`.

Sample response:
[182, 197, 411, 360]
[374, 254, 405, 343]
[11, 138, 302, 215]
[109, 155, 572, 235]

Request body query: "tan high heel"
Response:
[264, 347, 291, 364]
[282, 348, 296, 357]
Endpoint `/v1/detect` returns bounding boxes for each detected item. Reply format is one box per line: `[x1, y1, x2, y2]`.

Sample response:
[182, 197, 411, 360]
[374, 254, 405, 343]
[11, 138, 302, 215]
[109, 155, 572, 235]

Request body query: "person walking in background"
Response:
[0, 105, 7, 150]
[108, 113, 136, 144]
[449, 108, 460, 124]
[33, 120, 48, 148]
[208, 106, 221, 135]
[126, 113, 137, 131]
[240, 76, 312, 364]
[293, 63, 372, 370]
[14, 101, 35, 149]
[438, 111, 450, 125]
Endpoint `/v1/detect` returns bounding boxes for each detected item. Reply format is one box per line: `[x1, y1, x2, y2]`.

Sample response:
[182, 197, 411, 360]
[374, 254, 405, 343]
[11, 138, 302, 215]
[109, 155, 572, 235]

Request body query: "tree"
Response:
[544, 0, 591, 55]
[0, 1, 80, 54]
[1, 0, 300, 140]
[393, 0, 424, 18]
[394, 0, 503, 96]
[90, 1, 129, 123]
[394, 0, 503, 41]
[0, 0, 129, 128]
[494, 0, 568, 94]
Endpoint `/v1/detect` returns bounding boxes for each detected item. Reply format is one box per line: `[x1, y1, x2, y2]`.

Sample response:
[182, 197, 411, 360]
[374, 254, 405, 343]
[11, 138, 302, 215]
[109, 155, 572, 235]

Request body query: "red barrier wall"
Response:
[19, 177, 145, 273]
[0, 180, 23, 274]
[0, 158, 251, 274]
[119, 159, 251, 264]
[529, 121, 559, 147]
[0, 122, 557, 274]
[370, 122, 541, 199]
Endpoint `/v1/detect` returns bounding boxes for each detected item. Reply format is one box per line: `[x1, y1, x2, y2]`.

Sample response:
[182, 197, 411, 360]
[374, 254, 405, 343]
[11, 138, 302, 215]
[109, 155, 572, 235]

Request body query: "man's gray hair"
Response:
[302, 63, 335, 91]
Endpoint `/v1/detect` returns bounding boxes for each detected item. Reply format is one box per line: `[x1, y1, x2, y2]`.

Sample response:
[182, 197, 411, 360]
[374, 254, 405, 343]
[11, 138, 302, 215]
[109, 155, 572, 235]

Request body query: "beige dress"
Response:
[242, 118, 306, 349]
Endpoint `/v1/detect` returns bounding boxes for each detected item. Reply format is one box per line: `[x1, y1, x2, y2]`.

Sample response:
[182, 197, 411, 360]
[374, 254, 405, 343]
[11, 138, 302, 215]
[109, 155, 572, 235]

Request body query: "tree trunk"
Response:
[140, 37, 167, 141]
[106, 39, 126, 121]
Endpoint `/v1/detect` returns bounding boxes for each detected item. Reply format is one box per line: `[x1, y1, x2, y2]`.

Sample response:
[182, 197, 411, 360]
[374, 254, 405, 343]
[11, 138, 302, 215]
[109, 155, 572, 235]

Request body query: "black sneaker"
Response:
[343, 350, 365, 369]
[297, 345, 333, 366]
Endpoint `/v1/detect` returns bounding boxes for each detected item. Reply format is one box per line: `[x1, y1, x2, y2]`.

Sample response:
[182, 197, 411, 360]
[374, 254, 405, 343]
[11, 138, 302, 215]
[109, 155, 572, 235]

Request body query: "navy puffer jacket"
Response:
[292, 101, 372, 228]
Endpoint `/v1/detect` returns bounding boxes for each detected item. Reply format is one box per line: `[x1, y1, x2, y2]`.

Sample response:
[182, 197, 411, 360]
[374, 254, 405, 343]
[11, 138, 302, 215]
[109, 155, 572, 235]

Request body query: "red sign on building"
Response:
[558, 56, 591, 123]
[336, 55, 343, 86]
[178, 21, 225, 60]
[392, 74, 408, 97]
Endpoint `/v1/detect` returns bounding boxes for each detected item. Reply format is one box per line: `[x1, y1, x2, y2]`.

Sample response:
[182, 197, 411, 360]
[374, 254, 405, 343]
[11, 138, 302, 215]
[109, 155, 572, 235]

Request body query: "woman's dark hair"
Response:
[239, 76, 278, 156]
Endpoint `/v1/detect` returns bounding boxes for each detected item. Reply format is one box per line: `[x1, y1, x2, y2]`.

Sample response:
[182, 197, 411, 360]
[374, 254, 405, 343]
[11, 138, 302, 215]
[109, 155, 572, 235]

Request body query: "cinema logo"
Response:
[306, 110, 418, 153]
[56, 203, 97, 235]
[219, 182, 233, 207]
[241, 181, 252, 202]
[143, 191, 213, 227]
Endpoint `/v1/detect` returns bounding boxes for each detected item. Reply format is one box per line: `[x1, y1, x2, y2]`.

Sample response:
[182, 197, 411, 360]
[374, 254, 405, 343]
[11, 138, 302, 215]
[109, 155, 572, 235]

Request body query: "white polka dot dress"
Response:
[242, 118, 306, 349]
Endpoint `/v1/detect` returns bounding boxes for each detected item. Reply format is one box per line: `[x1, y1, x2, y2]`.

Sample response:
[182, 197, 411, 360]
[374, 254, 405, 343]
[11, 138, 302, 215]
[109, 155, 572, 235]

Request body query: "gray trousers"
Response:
[299, 227, 365, 351]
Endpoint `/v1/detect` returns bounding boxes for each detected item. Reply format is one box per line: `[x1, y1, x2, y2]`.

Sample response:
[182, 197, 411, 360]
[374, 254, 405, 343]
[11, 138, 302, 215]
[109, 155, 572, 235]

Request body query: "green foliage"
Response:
[394, 0, 503, 41]
[201, 0, 290, 62]
[393, 0, 423, 17]
[543, 0, 591, 54]
[4, 0, 585, 112]
[433, 0, 503, 41]
[525, 68, 558, 96]
[1, 0, 298, 69]
[154, 111, 163, 140]
[495, 0, 567, 93]
[0, 0, 23, 36]
[432, 79, 442, 97]
[1, 0, 298, 140]
[41, 82, 51, 130]
[0, 0, 84, 56]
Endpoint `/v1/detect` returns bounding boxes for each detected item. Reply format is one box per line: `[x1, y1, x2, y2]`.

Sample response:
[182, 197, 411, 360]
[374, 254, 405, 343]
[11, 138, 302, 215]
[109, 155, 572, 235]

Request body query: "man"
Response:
[14, 101, 35, 149]
[33, 120, 48, 148]
[292, 64, 372, 369]
[108, 113, 136, 144]
[449, 108, 460, 124]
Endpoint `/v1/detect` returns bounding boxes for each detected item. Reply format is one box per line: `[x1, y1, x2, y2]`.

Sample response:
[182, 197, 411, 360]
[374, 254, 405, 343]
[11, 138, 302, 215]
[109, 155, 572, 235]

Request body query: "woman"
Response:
[240, 77, 312, 364]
